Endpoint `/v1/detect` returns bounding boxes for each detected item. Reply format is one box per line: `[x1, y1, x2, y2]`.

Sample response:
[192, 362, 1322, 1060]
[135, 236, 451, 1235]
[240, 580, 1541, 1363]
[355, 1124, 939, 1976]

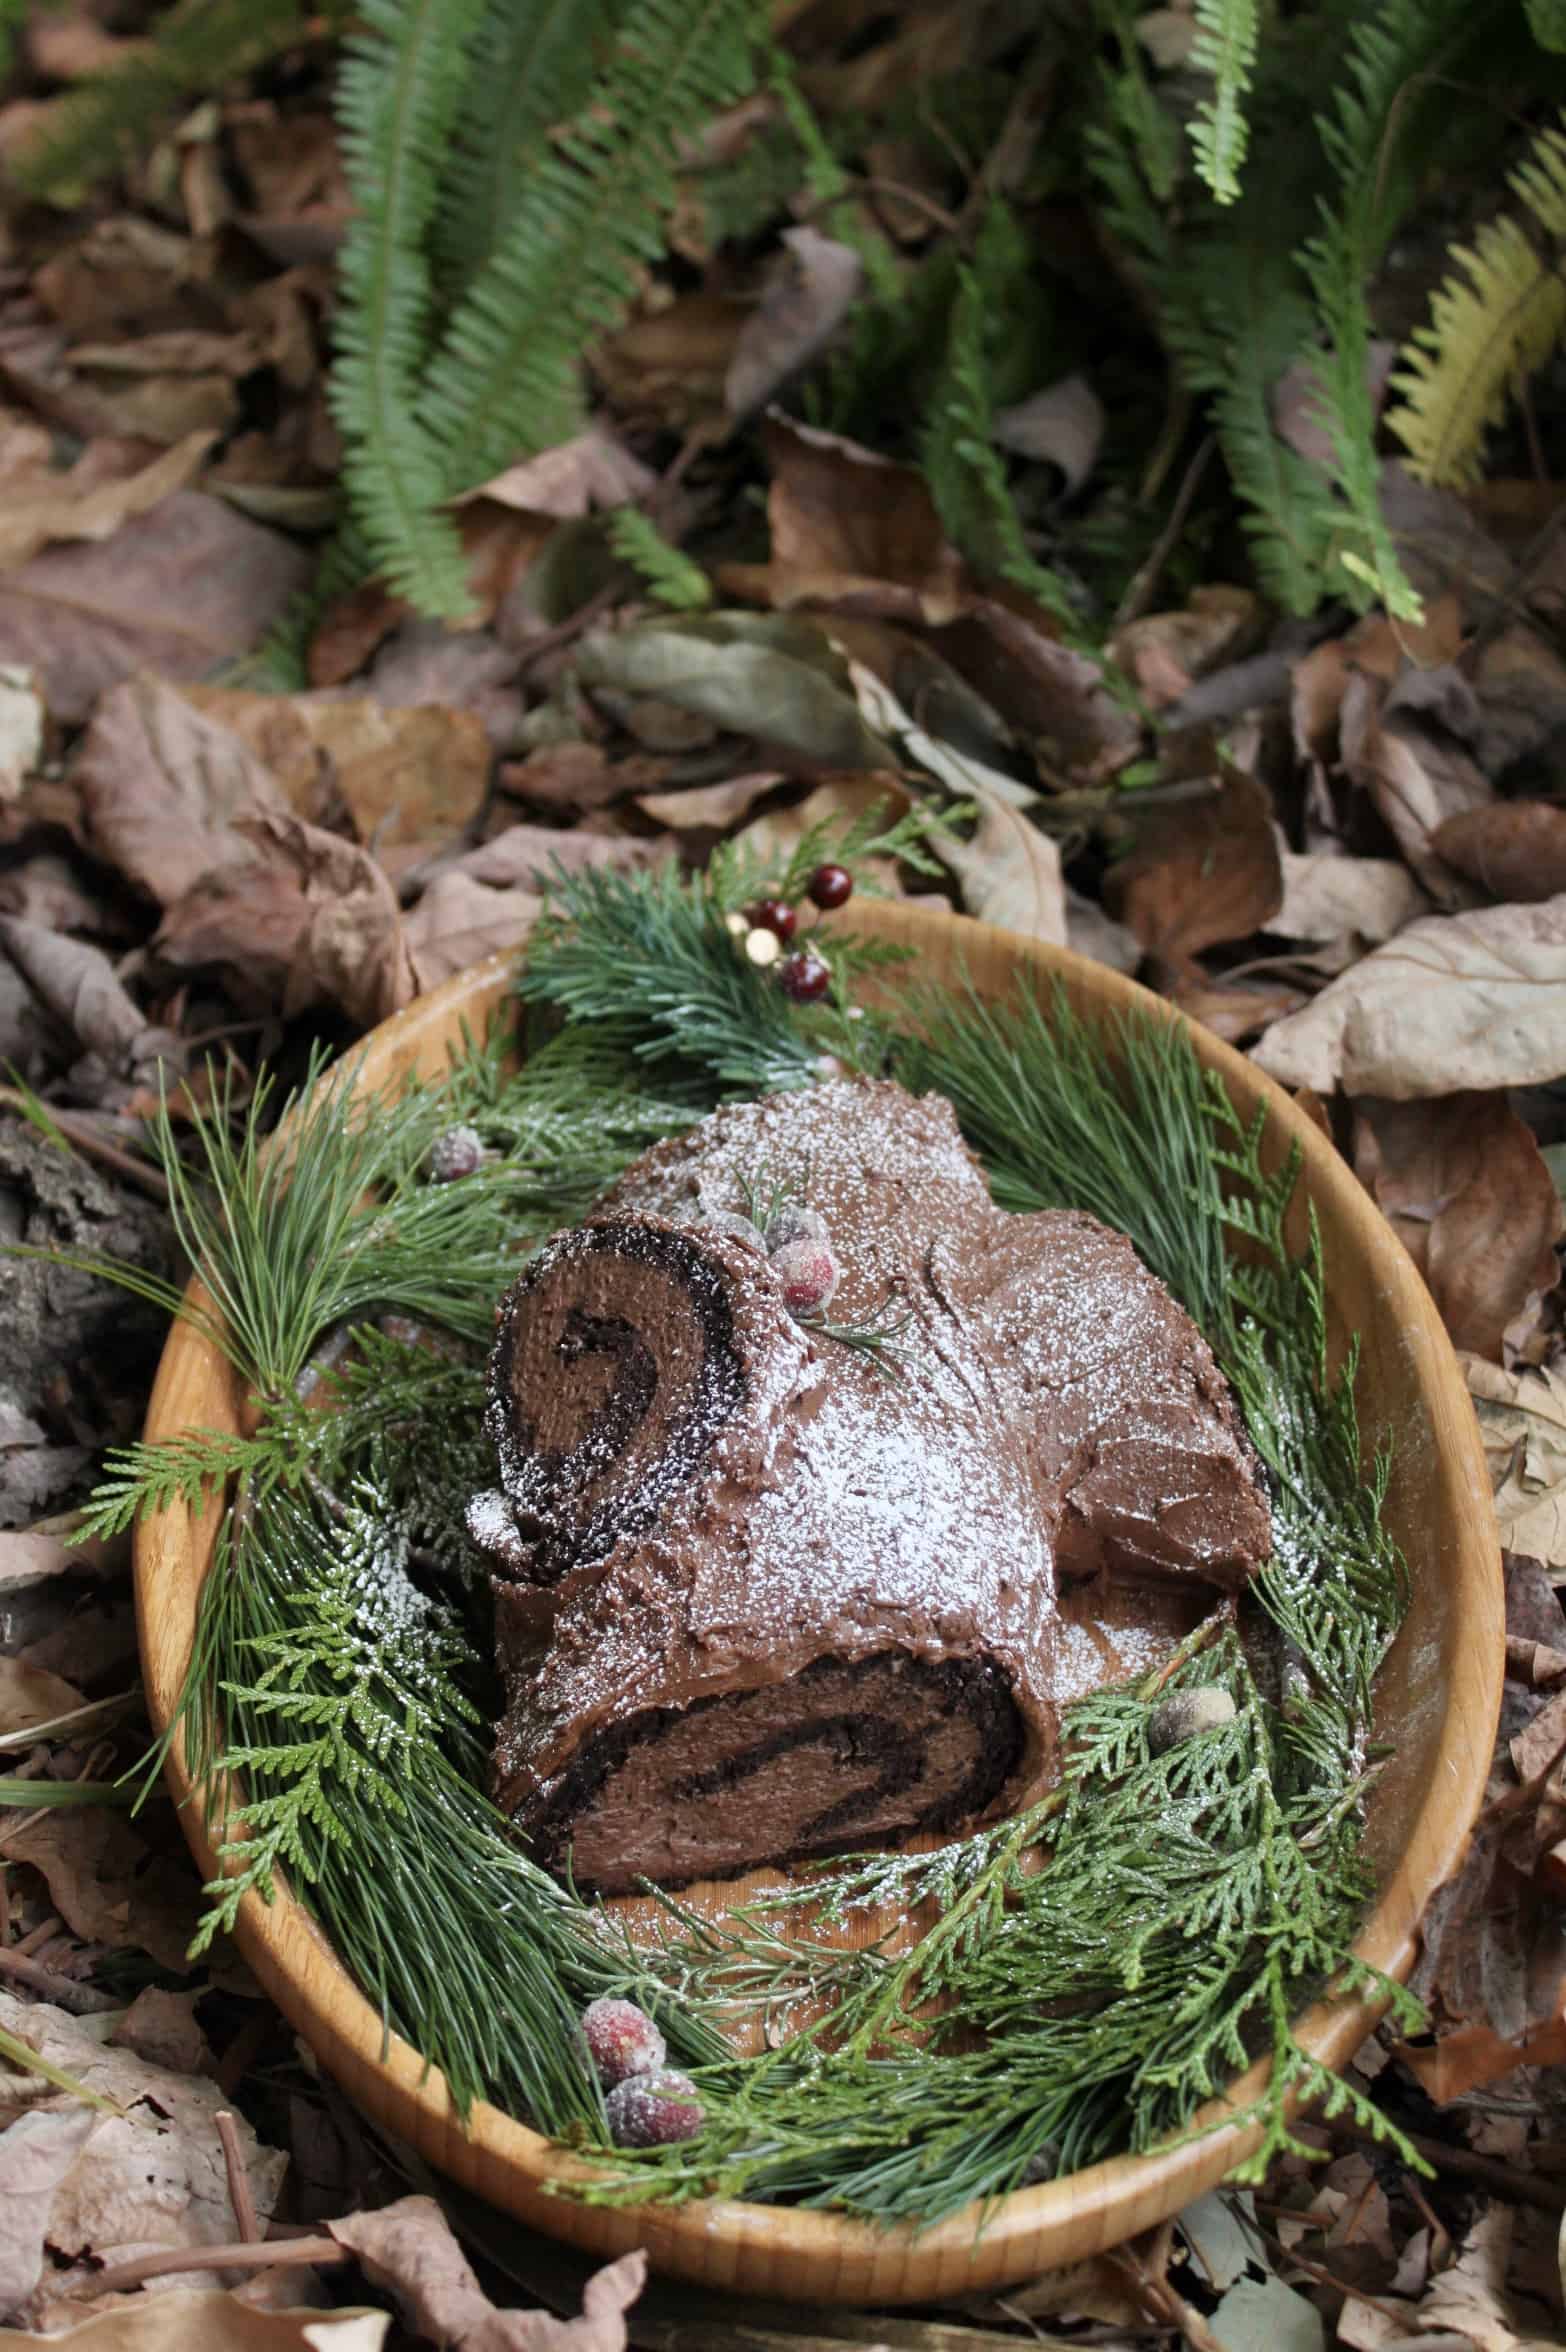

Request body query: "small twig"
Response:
[0, 1945, 118, 2013]
[78, 2238, 347, 2298]
[515, 579, 622, 677]
[215, 2110, 261, 2243]
[0, 1087, 169, 1203]
[1115, 434, 1217, 630]
[1332, 2115, 1562, 2213]
[10, 1912, 62, 1955]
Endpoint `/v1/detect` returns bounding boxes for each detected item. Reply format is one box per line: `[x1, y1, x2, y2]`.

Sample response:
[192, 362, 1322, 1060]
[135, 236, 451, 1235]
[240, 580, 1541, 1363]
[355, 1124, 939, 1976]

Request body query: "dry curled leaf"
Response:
[1270, 843, 1429, 946]
[0, 1808, 203, 1976]
[0, 492, 310, 724]
[1431, 802, 1566, 906]
[0, 916, 168, 1070]
[1339, 668, 1491, 904]
[0, 430, 215, 574]
[467, 425, 657, 517]
[1353, 1095, 1564, 1361]
[0, 1994, 286, 2296]
[0, 1654, 86, 1738]
[1109, 770, 1282, 976]
[1462, 1356, 1566, 1568]
[992, 373, 1105, 495]
[326, 2196, 645, 2352]
[7, 2292, 389, 2348]
[1250, 892, 1566, 1097]
[77, 674, 285, 907]
[403, 874, 544, 993]
[724, 230, 864, 420]
[0, 2109, 100, 2320]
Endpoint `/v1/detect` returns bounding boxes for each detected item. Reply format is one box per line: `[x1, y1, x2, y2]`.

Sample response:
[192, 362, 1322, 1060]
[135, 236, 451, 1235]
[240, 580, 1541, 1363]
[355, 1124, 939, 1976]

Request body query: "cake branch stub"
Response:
[470, 1075, 1274, 1892]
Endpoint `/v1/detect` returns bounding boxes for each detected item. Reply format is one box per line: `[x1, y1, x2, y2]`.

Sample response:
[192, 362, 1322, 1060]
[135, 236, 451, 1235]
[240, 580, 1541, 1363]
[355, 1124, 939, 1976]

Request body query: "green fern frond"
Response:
[1527, 0, 1566, 48]
[1188, 0, 1261, 204]
[766, 44, 900, 302]
[8, 0, 344, 198]
[607, 509, 713, 609]
[328, 0, 491, 619]
[1388, 115, 1566, 487]
[419, 0, 765, 496]
[921, 207, 1086, 637]
[1293, 0, 1479, 619]
[429, 0, 632, 292]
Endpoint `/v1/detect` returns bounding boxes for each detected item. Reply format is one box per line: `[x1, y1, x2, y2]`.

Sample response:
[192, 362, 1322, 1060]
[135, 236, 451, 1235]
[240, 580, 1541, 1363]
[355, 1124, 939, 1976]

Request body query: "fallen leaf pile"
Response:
[0, 9, 1563, 2350]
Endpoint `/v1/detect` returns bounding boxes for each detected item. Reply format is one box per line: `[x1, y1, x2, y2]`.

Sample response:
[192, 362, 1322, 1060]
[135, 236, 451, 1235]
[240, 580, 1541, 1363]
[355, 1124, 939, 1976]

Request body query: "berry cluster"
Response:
[731, 861, 853, 1005]
[580, 1996, 703, 2148]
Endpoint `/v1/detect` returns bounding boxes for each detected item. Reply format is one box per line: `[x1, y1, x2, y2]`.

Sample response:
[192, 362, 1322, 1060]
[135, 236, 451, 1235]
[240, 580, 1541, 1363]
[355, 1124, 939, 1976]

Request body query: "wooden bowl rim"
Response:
[133, 903, 1503, 2298]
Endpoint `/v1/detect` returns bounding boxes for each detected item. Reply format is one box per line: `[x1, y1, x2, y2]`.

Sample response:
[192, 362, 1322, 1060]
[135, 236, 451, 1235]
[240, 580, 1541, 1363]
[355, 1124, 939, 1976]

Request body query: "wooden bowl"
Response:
[134, 903, 1502, 2305]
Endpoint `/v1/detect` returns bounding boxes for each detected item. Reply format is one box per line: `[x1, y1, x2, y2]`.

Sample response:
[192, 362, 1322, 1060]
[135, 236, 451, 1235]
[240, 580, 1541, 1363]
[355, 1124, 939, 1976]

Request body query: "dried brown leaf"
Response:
[1270, 845, 1429, 945]
[758, 414, 969, 619]
[636, 770, 783, 829]
[1462, 1357, 1566, 1568]
[1431, 803, 1566, 906]
[1250, 892, 1566, 1096]
[499, 743, 652, 814]
[1109, 771, 1282, 972]
[0, 1655, 86, 1738]
[0, 1809, 201, 1976]
[7, 2294, 389, 2348]
[993, 373, 1106, 495]
[1353, 1095, 1564, 1360]
[0, 431, 215, 575]
[404, 874, 544, 992]
[724, 231, 864, 419]
[0, 1992, 286, 2269]
[445, 826, 656, 891]
[0, 2109, 100, 2320]
[0, 493, 310, 724]
[77, 675, 286, 905]
[327, 2195, 645, 2352]
[155, 808, 413, 1029]
[467, 426, 657, 517]
[0, 916, 165, 1068]
[1110, 588, 1263, 712]
[1339, 669, 1491, 903]
[181, 688, 490, 852]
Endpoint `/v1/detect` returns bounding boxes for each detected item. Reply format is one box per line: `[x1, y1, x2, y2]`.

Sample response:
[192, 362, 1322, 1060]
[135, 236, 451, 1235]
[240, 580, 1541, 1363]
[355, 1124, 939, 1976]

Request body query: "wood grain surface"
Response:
[133, 903, 1504, 2304]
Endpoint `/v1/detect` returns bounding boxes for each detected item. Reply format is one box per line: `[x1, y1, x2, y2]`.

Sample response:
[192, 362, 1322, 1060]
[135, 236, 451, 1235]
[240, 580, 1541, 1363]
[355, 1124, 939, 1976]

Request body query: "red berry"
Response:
[426, 1124, 486, 1182]
[604, 2067, 704, 2147]
[807, 863, 853, 909]
[581, 1997, 666, 2090]
[778, 950, 832, 1004]
[749, 897, 797, 942]
[773, 1236, 840, 1317]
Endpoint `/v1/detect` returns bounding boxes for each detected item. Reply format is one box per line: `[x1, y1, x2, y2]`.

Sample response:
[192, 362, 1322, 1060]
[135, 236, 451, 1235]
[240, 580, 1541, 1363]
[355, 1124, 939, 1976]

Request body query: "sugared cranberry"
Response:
[763, 1202, 829, 1254]
[749, 897, 798, 941]
[581, 1997, 666, 2090]
[773, 1236, 841, 1316]
[425, 1124, 486, 1182]
[604, 2067, 704, 2147]
[807, 863, 853, 909]
[778, 949, 832, 1003]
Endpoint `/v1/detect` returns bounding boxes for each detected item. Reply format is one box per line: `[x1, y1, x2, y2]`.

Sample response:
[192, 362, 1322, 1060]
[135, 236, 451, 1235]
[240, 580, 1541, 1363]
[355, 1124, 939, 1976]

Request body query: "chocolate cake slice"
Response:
[469, 1077, 1272, 1894]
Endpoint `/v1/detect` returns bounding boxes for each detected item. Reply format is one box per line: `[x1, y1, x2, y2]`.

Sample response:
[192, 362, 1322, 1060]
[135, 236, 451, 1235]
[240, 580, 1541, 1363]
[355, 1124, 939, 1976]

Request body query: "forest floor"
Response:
[0, 7, 1565, 2349]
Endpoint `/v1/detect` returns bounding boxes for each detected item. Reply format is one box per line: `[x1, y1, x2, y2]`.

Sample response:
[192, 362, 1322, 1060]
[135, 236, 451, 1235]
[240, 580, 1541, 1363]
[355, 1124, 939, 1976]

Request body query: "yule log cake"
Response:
[465, 1077, 1272, 1894]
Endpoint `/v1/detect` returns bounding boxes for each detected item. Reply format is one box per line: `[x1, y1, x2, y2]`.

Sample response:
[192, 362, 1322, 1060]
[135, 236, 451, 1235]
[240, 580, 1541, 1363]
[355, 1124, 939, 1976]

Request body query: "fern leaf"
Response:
[420, 0, 765, 494]
[1188, 0, 1261, 204]
[1294, 0, 1479, 619]
[429, 0, 632, 292]
[607, 509, 712, 609]
[10, 0, 341, 198]
[328, 0, 491, 618]
[1388, 117, 1566, 487]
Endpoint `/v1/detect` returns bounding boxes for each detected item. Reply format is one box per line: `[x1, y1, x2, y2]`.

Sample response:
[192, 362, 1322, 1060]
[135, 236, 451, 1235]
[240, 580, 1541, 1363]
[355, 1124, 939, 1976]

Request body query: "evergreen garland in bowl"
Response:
[110, 848, 1500, 2303]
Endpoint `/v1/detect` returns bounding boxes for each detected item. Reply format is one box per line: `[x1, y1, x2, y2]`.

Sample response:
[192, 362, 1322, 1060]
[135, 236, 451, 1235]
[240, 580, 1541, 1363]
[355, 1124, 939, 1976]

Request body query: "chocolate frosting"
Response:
[471, 1077, 1272, 1893]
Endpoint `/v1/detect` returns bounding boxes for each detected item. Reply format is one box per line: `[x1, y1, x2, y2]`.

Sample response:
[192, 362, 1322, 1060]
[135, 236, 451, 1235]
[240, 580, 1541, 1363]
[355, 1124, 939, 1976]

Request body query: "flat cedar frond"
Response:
[419, 0, 764, 494]
[429, 0, 633, 293]
[1188, 0, 1261, 204]
[328, 0, 490, 617]
[1388, 115, 1566, 487]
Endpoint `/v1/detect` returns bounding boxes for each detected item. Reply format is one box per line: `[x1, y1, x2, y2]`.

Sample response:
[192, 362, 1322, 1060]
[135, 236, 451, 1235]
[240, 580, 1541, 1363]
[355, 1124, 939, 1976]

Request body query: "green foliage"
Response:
[1528, 0, 1566, 43]
[1388, 113, 1566, 486]
[417, 0, 762, 491]
[607, 508, 713, 609]
[10, 0, 348, 199]
[1189, 0, 1262, 203]
[921, 207, 1087, 636]
[329, 0, 491, 616]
